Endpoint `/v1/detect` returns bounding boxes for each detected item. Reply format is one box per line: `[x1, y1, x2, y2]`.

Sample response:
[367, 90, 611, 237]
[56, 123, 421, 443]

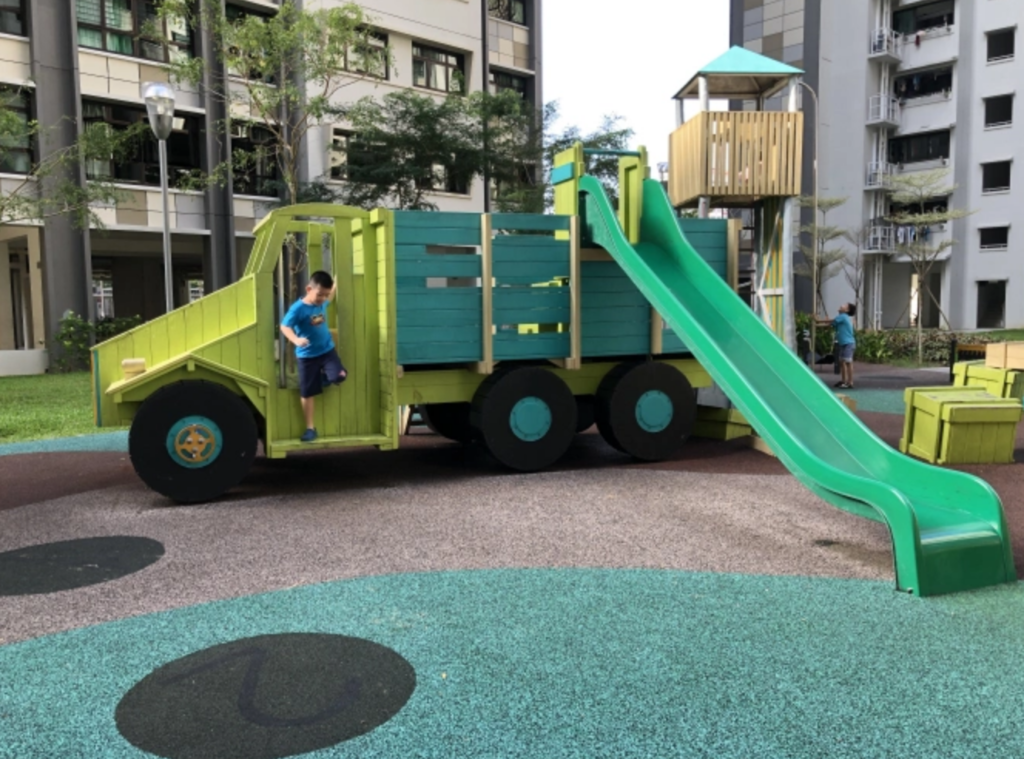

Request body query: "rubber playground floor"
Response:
[3, 362, 1024, 758]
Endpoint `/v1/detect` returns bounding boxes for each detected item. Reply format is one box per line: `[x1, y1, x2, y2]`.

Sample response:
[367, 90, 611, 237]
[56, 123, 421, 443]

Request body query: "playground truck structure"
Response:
[92, 143, 1016, 598]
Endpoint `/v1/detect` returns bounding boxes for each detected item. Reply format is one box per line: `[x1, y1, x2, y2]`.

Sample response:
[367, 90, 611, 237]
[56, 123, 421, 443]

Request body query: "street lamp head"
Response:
[141, 81, 176, 141]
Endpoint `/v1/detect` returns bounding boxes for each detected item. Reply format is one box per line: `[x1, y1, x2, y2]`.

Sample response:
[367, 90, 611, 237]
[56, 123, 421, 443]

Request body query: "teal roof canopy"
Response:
[673, 46, 804, 101]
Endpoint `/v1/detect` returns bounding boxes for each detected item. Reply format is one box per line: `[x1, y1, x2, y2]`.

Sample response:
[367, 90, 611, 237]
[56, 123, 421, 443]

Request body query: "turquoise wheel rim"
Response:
[509, 397, 552, 442]
[166, 416, 223, 469]
[635, 391, 673, 433]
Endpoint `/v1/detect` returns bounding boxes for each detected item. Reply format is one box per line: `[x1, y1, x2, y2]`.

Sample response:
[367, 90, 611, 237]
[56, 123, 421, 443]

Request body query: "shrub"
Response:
[51, 312, 143, 372]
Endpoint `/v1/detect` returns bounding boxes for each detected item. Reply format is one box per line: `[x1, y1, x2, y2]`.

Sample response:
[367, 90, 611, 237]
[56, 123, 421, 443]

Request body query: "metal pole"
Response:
[799, 81, 820, 365]
[159, 138, 174, 314]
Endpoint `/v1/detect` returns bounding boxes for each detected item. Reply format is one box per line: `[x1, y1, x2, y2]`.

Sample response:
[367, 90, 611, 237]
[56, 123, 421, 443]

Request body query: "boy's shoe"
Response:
[833, 381, 845, 388]
[301, 428, 318, 443]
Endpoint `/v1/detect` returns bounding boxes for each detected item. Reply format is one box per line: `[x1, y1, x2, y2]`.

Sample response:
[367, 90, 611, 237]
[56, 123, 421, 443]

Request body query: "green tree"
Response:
[885, 168, 970, 364]
[0, 88, 144, 229]
[796, 195, 848, 317]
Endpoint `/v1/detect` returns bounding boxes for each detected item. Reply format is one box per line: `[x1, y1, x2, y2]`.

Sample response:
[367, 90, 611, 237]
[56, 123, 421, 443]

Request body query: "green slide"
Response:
[578, 174, 1016, 597]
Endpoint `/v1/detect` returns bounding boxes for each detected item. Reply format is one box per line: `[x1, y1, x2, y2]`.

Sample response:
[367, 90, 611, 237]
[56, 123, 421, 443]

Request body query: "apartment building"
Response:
[733, 0, 1023, 332]
[0, 0, 542, 374]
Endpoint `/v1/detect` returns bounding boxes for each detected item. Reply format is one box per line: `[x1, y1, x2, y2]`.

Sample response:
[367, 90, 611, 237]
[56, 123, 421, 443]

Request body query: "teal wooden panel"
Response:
[493, 288, 569, 310]
[491, 213, 572, 231]
[494, 305, 571, 324]
[494, 262, 570, 280]
[396, 309, 482, 328]
[399, 324, 481, 342]
[582, 304, 650, 323]
[397, 288, 481, 310]
[581, 335, 649, 356]
[494, 332, 570, 360]
[492, 249, 569, 265]
[398, 340, 483, 364]
[661, 333, 689, 353]
[582, 278, 649, 298]
[394, 211, 482, 228]
[395, 244, 480, 259]
[584, 321, 650, 338]
[395, 227, 482, 246]
[396, 259, 481, 278]
[581, 290, 648, 308]
[549, 164, 575, 185]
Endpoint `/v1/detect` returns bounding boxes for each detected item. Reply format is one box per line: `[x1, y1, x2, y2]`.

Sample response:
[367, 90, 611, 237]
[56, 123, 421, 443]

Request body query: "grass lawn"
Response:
[0, 372, 124, 444]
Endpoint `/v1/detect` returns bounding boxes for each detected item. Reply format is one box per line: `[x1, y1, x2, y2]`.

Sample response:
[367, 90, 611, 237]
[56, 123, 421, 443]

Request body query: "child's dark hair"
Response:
[847, 303, 857, 317]
[309, 270, 333, 289]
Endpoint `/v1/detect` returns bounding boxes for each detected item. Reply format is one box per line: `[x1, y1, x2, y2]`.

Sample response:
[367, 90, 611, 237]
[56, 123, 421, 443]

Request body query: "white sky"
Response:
[541, 0, 730, 173]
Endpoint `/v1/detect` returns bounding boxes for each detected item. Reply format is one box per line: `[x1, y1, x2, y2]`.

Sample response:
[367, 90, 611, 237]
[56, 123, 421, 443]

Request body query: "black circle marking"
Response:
[115, 633, 416, 759]
[0, 536, 164, 596]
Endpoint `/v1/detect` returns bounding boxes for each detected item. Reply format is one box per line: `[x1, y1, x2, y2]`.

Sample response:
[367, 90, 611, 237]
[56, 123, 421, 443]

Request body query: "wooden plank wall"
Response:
[668, 112, 803, 207]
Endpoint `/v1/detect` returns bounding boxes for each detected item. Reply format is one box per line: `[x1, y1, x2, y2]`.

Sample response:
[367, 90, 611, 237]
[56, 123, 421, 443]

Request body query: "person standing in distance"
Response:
[818, 303, 857, 390]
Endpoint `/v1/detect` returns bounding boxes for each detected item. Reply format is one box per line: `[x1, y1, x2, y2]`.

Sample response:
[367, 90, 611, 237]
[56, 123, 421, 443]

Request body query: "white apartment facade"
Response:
[0, 0, 541, 374]
[816, 0, 1022, 331]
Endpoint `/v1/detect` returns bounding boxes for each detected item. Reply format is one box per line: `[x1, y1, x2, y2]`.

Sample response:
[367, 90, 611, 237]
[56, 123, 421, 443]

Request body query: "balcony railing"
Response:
[869, 28, 902, 62]
[866, 224, 895, 253]
[667, 111, 804, 207]
[868, 94, 901, 127]
[866, 161, 895, 189]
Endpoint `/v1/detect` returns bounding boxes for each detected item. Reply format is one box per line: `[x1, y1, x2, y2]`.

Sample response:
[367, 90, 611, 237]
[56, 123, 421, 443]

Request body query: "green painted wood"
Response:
[662, 334, 689, 353]
[393, 211, 482, 228]
[585, 321, 651, 338]
[395, 259, 482, 278]
[491, 213, 572, 231]
[582, 304, 651, 322]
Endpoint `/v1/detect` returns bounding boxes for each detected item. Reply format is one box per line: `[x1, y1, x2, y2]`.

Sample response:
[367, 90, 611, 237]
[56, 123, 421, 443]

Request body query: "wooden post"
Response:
[568, 215, 582, 370]
[475, 214, 495, 374]
[650, 310, 664, 355]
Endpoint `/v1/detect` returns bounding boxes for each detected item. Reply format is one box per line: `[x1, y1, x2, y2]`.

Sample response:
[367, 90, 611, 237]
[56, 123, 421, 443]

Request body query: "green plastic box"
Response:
[952, 360, 1024, 402]
[900, 387, 1022, 465]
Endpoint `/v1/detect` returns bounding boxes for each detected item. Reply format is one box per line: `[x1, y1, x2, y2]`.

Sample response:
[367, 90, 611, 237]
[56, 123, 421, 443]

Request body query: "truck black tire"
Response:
[470, 367, 577, 472]
[575, 395, 596, 433]
[421, 402, 474, 443]
[596, 362, 696, 461]
[129, 381, 258, 504]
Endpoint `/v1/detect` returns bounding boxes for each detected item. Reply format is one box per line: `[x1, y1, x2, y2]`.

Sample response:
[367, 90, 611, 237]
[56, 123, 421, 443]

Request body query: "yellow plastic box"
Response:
[692, 406, 751, 440]
[900, 387, 1022, 465]
[986, 342, 1024, 371]
[953, 360, 1024, 401]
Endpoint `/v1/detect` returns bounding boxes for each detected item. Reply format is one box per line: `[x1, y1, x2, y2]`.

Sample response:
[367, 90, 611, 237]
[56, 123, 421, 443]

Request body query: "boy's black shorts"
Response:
[298, 348, 346, 398]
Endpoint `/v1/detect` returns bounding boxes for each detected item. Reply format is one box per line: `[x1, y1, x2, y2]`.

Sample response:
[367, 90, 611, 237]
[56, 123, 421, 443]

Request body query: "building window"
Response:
[82, 100, 201, 186]
[0, 87, 32, 174]
[894, 67, 952, 101]
[987, 29, 1015, 63]
[415, 163, 469, 195]
[888, 130, 950, 165]
[413, 44, 464, 94]
[0, 0, 25, 35]
[980, 227, 1010, 251]
[982, 161, 1012, 193]
[187, 278, 204, 303]
[231, 123, 278, 196]
[92, 273, 115, 319]
[490, 71, 528, 99]
[488, 0, 526, 25]
[76, 0, 193, 62]
[893, 0, 953, 36]
[977, 280, 1006, 329]
[343, 31, 388, 79]
[984, 95, 1013, 128]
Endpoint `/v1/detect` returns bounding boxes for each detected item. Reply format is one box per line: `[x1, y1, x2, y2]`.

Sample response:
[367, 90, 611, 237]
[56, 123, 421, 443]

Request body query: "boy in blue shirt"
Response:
[819, 303, 857, 390]
[280, 271, 347, 442]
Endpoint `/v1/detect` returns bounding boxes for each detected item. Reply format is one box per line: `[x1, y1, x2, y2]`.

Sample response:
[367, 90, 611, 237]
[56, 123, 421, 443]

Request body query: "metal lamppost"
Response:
[141, 81, 176, 314]
[798, 80, 820, 366]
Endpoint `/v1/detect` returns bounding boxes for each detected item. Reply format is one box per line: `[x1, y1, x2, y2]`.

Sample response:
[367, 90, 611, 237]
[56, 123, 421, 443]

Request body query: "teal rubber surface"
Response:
[3, 568, 1024, 758]
[0, 431, 129, 457]
[578, 175, 1015, 597]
